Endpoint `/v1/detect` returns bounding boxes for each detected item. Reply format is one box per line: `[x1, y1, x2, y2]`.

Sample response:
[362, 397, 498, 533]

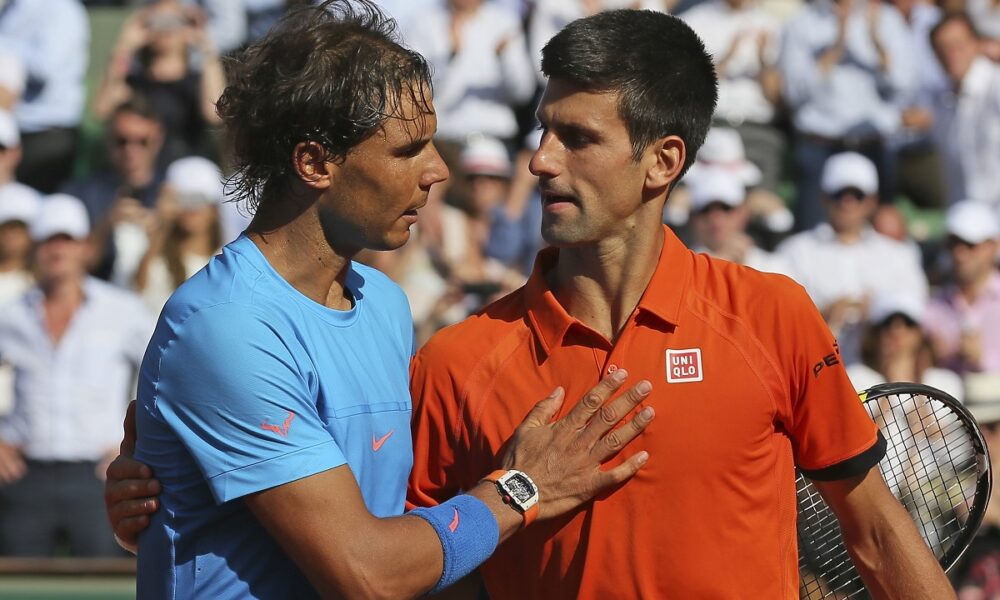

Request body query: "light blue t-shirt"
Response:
[135, 235, 415, 599]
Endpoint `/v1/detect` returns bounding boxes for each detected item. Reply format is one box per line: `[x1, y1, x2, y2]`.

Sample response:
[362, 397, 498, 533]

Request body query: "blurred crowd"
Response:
[0, 0, 998, 592]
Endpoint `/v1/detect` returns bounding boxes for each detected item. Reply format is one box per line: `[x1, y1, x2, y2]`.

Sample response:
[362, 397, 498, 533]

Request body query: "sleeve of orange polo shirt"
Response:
[407, 347, 466, 511]
[774, 279, 886, 481]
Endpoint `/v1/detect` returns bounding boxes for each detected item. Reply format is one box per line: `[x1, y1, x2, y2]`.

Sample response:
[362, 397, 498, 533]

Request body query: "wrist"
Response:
[482, 469, 539, 528]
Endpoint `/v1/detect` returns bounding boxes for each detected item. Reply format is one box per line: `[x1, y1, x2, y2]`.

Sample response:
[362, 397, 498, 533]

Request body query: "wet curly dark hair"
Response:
[216, 0, 433, 212]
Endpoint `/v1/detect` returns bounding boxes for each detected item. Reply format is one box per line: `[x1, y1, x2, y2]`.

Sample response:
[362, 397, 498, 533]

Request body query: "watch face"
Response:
[505, 473, 536, 504]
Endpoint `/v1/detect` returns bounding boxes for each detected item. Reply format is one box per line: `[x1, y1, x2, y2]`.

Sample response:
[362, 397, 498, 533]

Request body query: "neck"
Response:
[550, 220, 665, 342]
[0, 255, 25, 272]
[960, 271, 994, 302]
[123, 166, 155, 190]
[880, 354, 917, 382]
[40, 275, 84, 304]
[834, 226, 864, 244]
[247, 193, 354, 310]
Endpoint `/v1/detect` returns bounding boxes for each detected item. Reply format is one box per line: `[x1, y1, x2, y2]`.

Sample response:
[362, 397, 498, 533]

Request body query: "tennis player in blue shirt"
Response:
[107, 2, 655, 598]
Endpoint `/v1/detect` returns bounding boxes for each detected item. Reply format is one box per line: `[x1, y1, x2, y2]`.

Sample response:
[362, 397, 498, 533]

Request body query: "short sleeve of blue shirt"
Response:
[152, 304, 346, 504]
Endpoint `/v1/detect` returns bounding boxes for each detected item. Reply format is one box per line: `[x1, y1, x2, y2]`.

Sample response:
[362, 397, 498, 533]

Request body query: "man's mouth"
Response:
[541, 190, 577, 207]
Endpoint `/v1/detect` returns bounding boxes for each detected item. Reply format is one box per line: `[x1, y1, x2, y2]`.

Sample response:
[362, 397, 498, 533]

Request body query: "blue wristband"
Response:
[409, 494, 500, 595]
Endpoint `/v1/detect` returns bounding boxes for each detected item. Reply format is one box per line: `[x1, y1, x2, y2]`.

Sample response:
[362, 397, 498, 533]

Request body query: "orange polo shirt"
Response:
[408, 226, 884, 599]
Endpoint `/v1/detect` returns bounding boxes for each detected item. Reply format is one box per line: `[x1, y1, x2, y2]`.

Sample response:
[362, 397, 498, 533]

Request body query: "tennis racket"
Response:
[796, 382, 992, 599]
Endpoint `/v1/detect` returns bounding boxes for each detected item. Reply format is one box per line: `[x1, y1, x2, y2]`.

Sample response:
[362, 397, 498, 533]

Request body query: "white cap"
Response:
[946, 199, 1000, 244]
[0, 182, 40, 225]
[166, 157, 225, 208]
[689, 169, 745, 212]
[821, 152, 879, 197]
[0, 109, 19, 149]
[30, 194, 90, 242]
[693, 128, 761, 186]
[0, 52, 26, 98]
[867, 292, 925, 326]
[460, 135, 511, 178]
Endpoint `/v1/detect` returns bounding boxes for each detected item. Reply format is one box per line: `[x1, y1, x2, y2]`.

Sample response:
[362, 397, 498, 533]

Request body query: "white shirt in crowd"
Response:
[405, 2, 536, 142]
[0, 277, 155, 461]
[680, 0, 781, 126]
[933, 56, 1000, 206]
[776, 224, 929, 364]
[776, 223, 929, 311]
[0, 0, 89, 132]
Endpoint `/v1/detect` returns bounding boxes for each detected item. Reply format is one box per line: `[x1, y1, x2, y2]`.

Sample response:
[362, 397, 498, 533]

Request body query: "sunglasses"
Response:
[696, 201, 737, 215]
[877, 313, 919, 329]
[113, 136, 151, 149]
[829, 188, 867, 202]
[946, 235, 985, 250]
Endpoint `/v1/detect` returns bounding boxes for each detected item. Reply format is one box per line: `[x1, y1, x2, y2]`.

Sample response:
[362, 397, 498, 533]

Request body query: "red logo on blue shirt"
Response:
[261, 411, 295, 437]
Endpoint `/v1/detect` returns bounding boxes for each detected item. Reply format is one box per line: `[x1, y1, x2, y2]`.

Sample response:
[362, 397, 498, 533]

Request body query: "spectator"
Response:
[93, 0, 226, 165]
[846, 292, 964, 399]
[135, 157, 224, 314]
[0, 184, 37, 420]
[780, 0, 917, 230]
[776, 152, 929, 364]
[930, 13, 1000, 208]
[684, 127, 794, 234]
[681, 0, 785, 193]
[886, 0, 949, 210]
[62, 98, 166, 285]
[405, 0, 535, 146]
[0, 194, 153, 557]
[688, 168, 791, 274]
[924, 199, 1000, 375]
[469, 135, 542, 279]
[0, 0, 89, 193]
[0, 109, 42, 299]
[0, 185, 38, 302]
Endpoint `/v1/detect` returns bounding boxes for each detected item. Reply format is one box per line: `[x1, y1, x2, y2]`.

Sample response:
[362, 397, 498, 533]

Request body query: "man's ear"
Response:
[290, 141, 336, 191]
[645, 135, 686, 193]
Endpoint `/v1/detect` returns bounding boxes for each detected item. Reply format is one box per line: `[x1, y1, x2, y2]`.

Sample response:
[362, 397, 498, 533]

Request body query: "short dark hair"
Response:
[540, 10, 717, 174]
[930, 11, 980, 46]
[109, 94, 163, 127]
[216, 0, 433, 211]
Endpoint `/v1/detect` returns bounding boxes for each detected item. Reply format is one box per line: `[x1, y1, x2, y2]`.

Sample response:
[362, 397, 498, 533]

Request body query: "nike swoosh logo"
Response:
[449, 508, 459, 533]
[372, 429, 395, 452]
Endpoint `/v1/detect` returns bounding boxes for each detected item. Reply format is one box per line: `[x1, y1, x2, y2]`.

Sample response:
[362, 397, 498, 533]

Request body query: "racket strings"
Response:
[798, 391, 981, 599]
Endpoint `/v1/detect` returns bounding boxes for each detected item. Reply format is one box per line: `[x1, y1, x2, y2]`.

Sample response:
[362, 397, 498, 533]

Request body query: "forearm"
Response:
[250, 469, 522, 600]
[92, 49, 134, 120]
[843, 500, 954, 599]
[821, 471, 956, 600]
[199, 47, 226, 125]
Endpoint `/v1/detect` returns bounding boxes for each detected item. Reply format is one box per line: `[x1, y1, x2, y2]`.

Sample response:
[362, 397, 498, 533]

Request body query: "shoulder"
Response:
[352, 262, 407, 305]
[415, 287, 529, 374]
[352, 261, 412, 325]
[687, 254, 820, 338]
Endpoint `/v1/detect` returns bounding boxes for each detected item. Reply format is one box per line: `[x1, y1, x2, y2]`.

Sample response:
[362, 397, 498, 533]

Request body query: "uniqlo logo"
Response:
[665, 348, 703, 383]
